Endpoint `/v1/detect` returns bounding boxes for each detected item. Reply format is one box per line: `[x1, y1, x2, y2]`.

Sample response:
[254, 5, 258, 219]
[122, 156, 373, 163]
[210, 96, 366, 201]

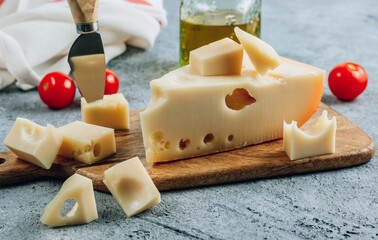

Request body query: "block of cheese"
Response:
[58, 121, 116, 164]
[283, 110, 336, 160]
[140, 56, 325, 163]
[81, 93, 130, 130]
[3, 118, 62, 169]
[189, 38, 243, 76]
[235, 27, 280, 75]
[103, 157, 161, 217]
[40, 173, 98, 227]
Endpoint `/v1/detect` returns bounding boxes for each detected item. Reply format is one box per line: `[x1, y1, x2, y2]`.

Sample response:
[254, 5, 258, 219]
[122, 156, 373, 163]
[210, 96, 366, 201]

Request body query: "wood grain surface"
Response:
[0, 103, 375, 191]
[67, 0, 99, 24]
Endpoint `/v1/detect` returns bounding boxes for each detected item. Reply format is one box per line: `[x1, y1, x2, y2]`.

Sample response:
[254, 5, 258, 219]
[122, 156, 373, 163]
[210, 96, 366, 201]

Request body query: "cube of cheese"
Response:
[40, 173, 98, 227]
[140, 56, 325, 163]
[3, 118, 62, 169]
[58, 121, 116, 164]
[81, 93, 130, 130]
[103, 157, 161, 217]
[189, 38, 243, 76]
[234, 27, 280, 75]
[283, 110, 337, 160]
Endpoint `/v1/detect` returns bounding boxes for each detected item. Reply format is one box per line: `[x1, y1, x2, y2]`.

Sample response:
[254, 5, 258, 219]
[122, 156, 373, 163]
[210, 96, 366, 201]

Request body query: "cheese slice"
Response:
[189, 38, 244, 76]
[283, 110, 336, 160]
[103, 157, 161, 217]
[40, 173, 98, 227]
[58, 121, 116, 164]
[235, 27, 280, 75]
[3, 118, 62, 169]
[140, 56, 325, 163]
[81, 93, 130, 130]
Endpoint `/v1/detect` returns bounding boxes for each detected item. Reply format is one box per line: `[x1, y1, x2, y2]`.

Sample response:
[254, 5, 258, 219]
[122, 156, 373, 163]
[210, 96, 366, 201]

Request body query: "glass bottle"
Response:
[179, 0, 261, 66]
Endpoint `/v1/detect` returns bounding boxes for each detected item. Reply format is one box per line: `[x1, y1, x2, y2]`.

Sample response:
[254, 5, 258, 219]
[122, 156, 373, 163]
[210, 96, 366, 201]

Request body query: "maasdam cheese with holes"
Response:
[140, 31, 325, 163]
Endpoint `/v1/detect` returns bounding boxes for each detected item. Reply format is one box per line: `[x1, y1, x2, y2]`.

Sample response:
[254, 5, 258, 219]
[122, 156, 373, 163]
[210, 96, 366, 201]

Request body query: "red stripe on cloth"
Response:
[124, 0, 152, 6]
[0, 0, 4, 6]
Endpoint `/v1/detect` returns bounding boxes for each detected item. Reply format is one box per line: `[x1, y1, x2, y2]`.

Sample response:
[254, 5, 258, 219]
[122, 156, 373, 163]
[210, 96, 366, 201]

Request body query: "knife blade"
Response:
[67, 0, 106, 103]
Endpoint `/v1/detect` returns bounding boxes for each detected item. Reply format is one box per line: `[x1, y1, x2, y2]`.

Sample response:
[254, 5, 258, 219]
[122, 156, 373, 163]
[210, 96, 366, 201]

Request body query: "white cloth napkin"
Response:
[0, 0, 167, 90]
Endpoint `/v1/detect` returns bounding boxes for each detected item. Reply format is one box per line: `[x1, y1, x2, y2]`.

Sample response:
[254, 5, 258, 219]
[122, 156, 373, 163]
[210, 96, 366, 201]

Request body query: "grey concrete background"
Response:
[1, 0, 377, 239]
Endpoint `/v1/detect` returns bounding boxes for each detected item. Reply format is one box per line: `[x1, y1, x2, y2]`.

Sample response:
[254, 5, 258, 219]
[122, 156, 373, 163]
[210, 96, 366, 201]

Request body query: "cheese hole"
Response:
[267, 72, 284, 79]
[179, 139, 190, 150]
[203, 133, 214, 144]
[151, 131, 163, 141]
[21, 125, 44, 142]
[151, 85, 166, 103]
[228, 135, 234, 141]
[60, 199, 78, 217]
[23, 125, 33, 135]
[225, 88, 256, 111]
[117, 178, 144, 207]
[0, 158, 5, 164]
[153, 86, 164, 99]
[164, 141, 170, 149]
[84, 144, 91, 152]
[93, 143, 101, 157]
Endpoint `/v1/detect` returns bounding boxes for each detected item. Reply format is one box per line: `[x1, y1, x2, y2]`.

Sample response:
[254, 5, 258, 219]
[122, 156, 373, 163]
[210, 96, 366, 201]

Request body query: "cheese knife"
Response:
[67, 0, 106, 103]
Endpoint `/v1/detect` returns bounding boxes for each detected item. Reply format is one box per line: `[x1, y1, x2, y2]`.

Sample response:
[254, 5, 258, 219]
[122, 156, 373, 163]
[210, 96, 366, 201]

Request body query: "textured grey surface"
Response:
[0, 0, 377, 239]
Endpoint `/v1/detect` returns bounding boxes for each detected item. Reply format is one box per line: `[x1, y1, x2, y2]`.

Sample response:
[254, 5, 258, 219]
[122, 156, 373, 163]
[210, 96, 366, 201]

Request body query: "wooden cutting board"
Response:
[0, 103, 375, 191]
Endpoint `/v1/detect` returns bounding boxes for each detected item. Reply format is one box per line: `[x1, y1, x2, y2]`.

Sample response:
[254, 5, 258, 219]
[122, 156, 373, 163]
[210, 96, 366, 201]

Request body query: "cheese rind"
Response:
[189, 38, 243, 76]
[235, 27, 280, 75]
[283, 110, 336, 160]
[103, 157, 161, 217]
[58, 121, 116, 164]
[3, 118, 62, 169]
[81, 93, 130, 130]
[40, 173, 98, 227]
[141, 56, 324, 163]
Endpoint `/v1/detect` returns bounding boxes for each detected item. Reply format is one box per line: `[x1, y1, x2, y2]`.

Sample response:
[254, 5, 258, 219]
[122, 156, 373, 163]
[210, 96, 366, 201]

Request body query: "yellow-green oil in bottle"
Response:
[180, 10, 260, 66]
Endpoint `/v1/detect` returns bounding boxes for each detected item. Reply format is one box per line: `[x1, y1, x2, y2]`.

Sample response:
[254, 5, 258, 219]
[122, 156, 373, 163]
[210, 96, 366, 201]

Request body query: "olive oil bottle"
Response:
[180, 1, 261, 66]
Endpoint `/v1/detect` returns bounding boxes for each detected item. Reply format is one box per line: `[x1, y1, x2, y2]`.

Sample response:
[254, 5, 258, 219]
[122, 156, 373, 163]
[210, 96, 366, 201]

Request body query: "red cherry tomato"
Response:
[77, 69, 119, 97]
[328, 62, 368, 100]
[104, 69, 119, 95]
[38, 72, 76, 109]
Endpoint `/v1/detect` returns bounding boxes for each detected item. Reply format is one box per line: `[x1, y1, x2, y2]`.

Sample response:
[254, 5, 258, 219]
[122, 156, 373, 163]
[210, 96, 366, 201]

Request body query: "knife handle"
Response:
[67, 0, 99, 33]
